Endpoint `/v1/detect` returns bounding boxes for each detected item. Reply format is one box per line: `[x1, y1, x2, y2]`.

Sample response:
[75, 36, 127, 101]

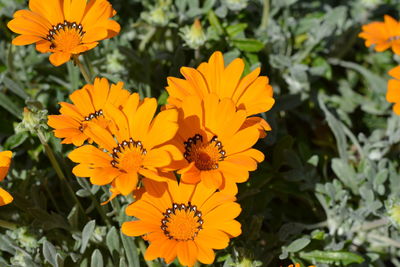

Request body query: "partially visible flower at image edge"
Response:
[122, 179, 241, 267]
[48, 77, 130, 146]
[386, 65, 400, 115]
[359, 15, 400, 54]
[7, 0, 120, 66]
[0, 151, 13, 206]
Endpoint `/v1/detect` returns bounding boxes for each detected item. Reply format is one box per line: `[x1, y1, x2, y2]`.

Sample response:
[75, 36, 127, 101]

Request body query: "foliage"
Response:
[0, 0, 400, 266]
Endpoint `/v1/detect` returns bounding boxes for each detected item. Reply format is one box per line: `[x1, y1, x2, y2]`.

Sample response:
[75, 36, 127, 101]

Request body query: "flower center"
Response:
[183, 134, 226, 170]
[110, 139, 147, 172]
[79, 109, 104, 132]
[161, 202, 203, 241]
[47, 20, 85, 50]
[388, 36, 400, 42]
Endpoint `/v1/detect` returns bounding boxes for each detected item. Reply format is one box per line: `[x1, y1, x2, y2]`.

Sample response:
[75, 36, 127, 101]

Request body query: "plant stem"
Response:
[74, 55, 92, 84]
[353, 218, 389, 232]
[37, 130, 86, 217]
[368, 233, 400, 249]
[80, 180, 112, 227]
[259, 0, 270, 31]
[138, 239, 155, 267]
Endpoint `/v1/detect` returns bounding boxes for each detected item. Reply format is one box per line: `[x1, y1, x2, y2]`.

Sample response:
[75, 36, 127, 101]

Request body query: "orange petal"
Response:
[387, 79, 400, 103]
[201, 170, 222, 189]
[0, 151, 12, 181]
[177, 240, 198, 267]
[49, 52, 71, 66]
[115, 172, 138, 195]
[195, 228, 229, 249]
[121, 220, 159, 236]
[0, 187, 13, 206]
[68, 145, 112, 166]
[203, 202, 241, 225]
[12, 35, 43, 45]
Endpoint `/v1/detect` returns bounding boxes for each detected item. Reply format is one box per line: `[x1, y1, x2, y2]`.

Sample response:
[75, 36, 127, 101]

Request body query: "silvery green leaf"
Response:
[80, 220, 96, 253]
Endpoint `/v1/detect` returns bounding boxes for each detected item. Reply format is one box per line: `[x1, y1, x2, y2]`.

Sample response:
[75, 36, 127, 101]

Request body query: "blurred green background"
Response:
[1, 0, 400, 266]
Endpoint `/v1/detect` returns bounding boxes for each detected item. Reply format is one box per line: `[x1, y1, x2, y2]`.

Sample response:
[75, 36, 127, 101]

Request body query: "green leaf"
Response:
[208, 10, 223, 35]
[43, 240, 57, 267]
[91, 249, 103, 267]
[4, 131, 28, 149]
[120, 233, 139, 267]
[226, 23, 247, 37]
[106, 227, 120, 258]
[0, 92, 22, 119]
[80, 220, 96, 253]
[232, 38, 264, 52]
[2, 76, 28, 99]
[286, 237, 311, 252]
[299, 250, 364, 265]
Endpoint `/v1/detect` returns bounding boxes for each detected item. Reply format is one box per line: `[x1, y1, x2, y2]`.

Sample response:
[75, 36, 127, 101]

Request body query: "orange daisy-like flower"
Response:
[359, 15, 400, 54]
[122, 179, 241, 267]
[170, 93, 264, 195]
[166, 51, 275, 137]
[387, 65, 400, 115]
[68, 93, 179, 196]
[48, 77, 130, 146]
[8, 0, 120, 66]
[0, 151, 13, 206]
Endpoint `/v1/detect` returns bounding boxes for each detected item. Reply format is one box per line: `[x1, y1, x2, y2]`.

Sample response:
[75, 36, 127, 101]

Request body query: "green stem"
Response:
[44, 177, 62, 214]
[74, 55, 92, 84]
[368, 233, 400, 248]
[259, 0, 270, 31]
[37, 130, 86, 217]
[37, 131, 65, 180]
[83, 54, 95, 80]
[138, 239, 155, 267]
[80, 180, 112, 227]
[0, 219, 17, 230]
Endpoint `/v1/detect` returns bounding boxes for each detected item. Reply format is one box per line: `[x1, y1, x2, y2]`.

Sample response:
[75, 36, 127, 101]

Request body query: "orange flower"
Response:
[8, 0, 120, 66]
[359, 15, 400, 54]
[166, 51, 275, 137]
[68, 93, 179, 196]
[122, 179, 241, 267]
[48, 77, 130, 146]
[387, 65, 400, 115]
[0, 151, 13, 206]
[169, 93, 264, 195]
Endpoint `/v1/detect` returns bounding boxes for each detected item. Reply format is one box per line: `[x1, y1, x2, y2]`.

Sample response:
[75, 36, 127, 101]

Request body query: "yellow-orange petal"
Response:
[0, 187, 13, 206]
[387, 79, 400, 103]
[0, 151, 12, 181]
[12, 35, 43, 45]
[195, 228, 229, 249]
[68, 145, 112, 166]
[49, 52, 71, 66]
[121, 220, 160, 236]
[177, 240, 198, 267]
[389, 66, 400, 79]
[196, 242, 215, 264]
[201, 170, 222, 189]
[115, 172, 138, 196]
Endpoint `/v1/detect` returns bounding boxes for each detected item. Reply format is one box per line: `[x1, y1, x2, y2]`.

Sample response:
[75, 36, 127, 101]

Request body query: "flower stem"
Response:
[37, 130, 86, 218]
[259, 0, 270, 31]
[138, 239, 155, 267]
[74, 55, 92, 84]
